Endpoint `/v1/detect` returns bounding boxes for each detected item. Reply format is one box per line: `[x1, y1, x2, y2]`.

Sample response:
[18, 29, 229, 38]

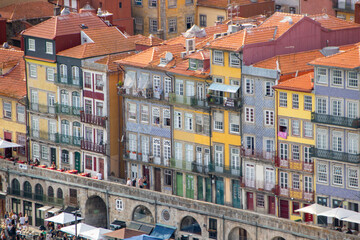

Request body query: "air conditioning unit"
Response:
[181, 51, 187, 58]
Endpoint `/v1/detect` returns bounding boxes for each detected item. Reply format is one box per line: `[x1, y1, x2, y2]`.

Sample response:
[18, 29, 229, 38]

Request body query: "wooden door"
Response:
[99, 158, 104, 177]
[279, 199, 289, 219]
[247, 192, 254, 210]
[154, 168, 161, 192]
[268, 196, 276, 215]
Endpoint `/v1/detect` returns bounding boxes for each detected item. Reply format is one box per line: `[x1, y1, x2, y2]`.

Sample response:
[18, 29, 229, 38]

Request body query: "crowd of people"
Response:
[1, 210, 29, 239]
[126, 176, 148, 188]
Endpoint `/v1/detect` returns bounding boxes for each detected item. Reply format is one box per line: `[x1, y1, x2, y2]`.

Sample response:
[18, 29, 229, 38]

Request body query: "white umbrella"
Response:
[79, 228, 113, 240]
[342, 213, 360, 224]
[0, 139, 22, 149]
[45, 212, 83, 224]
[318, 207, 357, 220]
[295, 203, 331, 215]
[60, 223, 96, 236]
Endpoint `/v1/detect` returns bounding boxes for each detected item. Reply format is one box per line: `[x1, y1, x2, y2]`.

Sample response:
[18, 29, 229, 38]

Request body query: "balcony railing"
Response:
[208, 163, 241, 177]
[169, 159, 209, 174]
[240, 177, 275, 192]
[168, 93, 208, 108]
[80, 111, 106, 127]
[118, 87, 165, 100]
[275, 157, 289, 168]
[81, 140, 106, 154]
[29, 129, 58, 143]
[207, 95, 241, 110]
[58, 134, 81, 146]
[311, 112, 360, 128]
[7, 187, 65, 205]
[56, 104, 82, 116]
[304, 191, 314, 202]
[123, 152, 171, 167]
[311, 147, 360, 164]
[29, 103, 56, 115]
[241, 150, 276, 163]
[55, 74, 81, 88]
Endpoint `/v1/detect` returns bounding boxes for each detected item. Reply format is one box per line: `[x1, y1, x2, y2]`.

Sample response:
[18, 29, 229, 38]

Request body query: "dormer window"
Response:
[28, 38, 35, 51]
[46, 42, 53, 54]
[189, 59, 197, 70]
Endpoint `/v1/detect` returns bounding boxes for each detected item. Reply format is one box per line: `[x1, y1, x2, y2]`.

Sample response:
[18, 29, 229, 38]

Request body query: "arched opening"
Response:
[228, 227, 251, 240]
[11, 179, 20, 195]
[132, 205, 154, 224]
[57, 188, 63, 205]
[180, 216, 201, 235]
[23, 181, 32, 198]
[85, 195, 107, 228]
[35, 184, 44, 201]
[48, 186, 54, 202]
[272, 237, 286, 240]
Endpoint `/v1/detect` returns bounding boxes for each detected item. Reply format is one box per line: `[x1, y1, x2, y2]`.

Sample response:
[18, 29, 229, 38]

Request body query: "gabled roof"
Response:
[273, 72, 314, 93]
[22, 12, 108, 39]
[57, 27, 145, 59]
[309, 45, 360, 69]
[94, 52, 136, 72]
[0, 48, 26, 99]
[135, 34, 163, 47]
[0, 1, 54, 21]
[310, 14, 360, 30]
[188, 49, 210, 60]
[197, 0, 272, 10]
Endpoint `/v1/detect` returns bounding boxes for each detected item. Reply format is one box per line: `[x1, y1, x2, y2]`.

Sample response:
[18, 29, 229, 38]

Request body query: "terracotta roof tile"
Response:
[135, 34, 163, 46]
[0, 1, 54, 21]
[310, 14, 360, 30]
[22, 12, 107, 39]
[0, 49, 26, 99]
[168, 58, 210, 78]
[273, 72, 314, 92]
[188, 49, 210, 60]
[197, 0, 271, 9]
[94, 52, 136, 72]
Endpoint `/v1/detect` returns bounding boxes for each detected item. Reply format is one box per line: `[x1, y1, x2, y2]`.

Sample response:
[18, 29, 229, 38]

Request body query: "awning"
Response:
[138, 73, 151, 89]
[39, 206, 53, 212]
[150, 223, 176, 239]
[63, 206, 78, 214]
[208, 83, 239, 93]
[103, 228, 145, 239]
[48, 207, 62, 214]
[128, 222, 153, 235]
[124, 71, 136, 88]
[110, 220, 126, 229]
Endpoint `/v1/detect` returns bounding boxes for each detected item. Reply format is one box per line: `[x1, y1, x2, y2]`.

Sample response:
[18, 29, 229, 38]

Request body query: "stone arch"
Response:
[272, 237, 286, 240]
[34, 183, 43, 200]
[23, 181, 32, 198]
[228, 226, 251, 240]
[57, 188, 63, 199]
[85, 195, 107, 228]
[132, 205, 154, 224]
[180, 216, 202, 236]
[11, 179, 20, 195]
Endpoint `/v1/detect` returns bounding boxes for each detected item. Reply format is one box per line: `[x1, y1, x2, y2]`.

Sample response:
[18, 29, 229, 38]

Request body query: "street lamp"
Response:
[72, 210, 81, 239]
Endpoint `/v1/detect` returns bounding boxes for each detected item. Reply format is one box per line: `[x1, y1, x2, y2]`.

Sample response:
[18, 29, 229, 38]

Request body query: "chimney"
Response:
[0, 17, 6, 45]
[355, 2, 360, 24]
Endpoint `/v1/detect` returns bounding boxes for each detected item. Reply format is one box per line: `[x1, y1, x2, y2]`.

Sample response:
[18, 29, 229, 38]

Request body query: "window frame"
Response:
[348, 168, 359, 188]
[317, 163, 328, 183]
[279, 92, 287, 107]
[3, 101, 12, 119]
[29, 64, 37, 78]
[168, 18, 177, 33]
[304, 95, 312, 111]
[333, 165, 343, 186]
[213, 50, 224, 65]
[316, 67, 327, 84]
[46, 41, 53, 54]
[229, 52, 240, 67]
[331, 69, 343, 86]
[245, 107, 254, 123]
[149, 18, 158, 33]
[347, 71, 359, 88]
[264, 110, 274, 126]
[292, 94, 299, 109]
[28, 38, 35, 51]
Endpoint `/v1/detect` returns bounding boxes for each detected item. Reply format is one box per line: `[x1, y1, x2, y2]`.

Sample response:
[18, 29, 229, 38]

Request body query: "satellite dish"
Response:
[165, 52, 173, 62]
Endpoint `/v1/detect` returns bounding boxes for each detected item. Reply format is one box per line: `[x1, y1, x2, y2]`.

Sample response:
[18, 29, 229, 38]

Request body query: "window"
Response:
[265, 82, 274, 97]
[175, 142, 182, 160]
[304, 146, 311, 163]
[348, 168, 359, 188]
[317, 129, 328, 149]
[332, 69, 343, 86]
[279, 143, 288, 160]
[149, 19, 158, 32]
[29, 64, 37, 78]
[245, 78, 254, 94]
[164, 77, 171, 97]
[279, 118, 288, 135]
[60, 64, 67, 83]
[163, 140, 171, 161]
[331, 99, 342, 116]
[292, 145, 300, 161]
[229, 53, 240, 67]
[264, 110, 274, 126]
[189, 59, 197, 70]
[163, 109, 170, 127]
[168, 18, 177, 33]
[41, 146, 48, 160]
[46, 68, 55, 81]
[115, 199, 124, 211]
[135, 0, 142, 5]
[280, 172, 288, 189]
[257, 194, 264, 207]
[304, 176, 313, 192]
[303, 122, 313, 138]
[140, 105, 149, 123]
[3, 102, 11, 119]
[17, 134, 26, 156]
[199, 14, 207, 27]
[32, 143, 40, 159]
[149, 0, 157, 6]
[153, 138, 161, 158]
[293, 202, 300, 214]
[185, 113, 193, 131]
[17, 104, 25, 123]
[195, 115, 203, 133]
[95, 74, 103, 91]
[174, 111, 182, 129]
[168, 0, 176, 7]
[231, 148, 240, 170]
[71, 66, 79, 85]
[128, 134, 137, 154]
[333, 165, 343, 185]
[245, 107, 254, 123]
[304, 95, 312, 111]
[214, 145, 223, 167]
[279, 92, 287, 107]
[292, 174, 300, 189]
[28, 38, 35, 51]
[61, 150, 69, 163]
[185, 144, 193, 162]
[317, 163, 327, 183]
[203, 116, 210, 135]
[84, 72, 91, 88]
[347, 101, 359, 119]
[292, 94, 299, 109]
[332, 131, 343, 152]
[96, 102, 103, 116]
[217, 16, 224, 22]
[128, 103, 136, 121]
[289, 6, 296, 13]
[185, 0, 193, 4]
[317, 68, 327, 84]
[229, 114, 240, 133]
[164, 170, 172, 185]
[213, 50, 223, 64]
[152, 107, 160, 125]
[265, 139, 274, 153]
[135, 18, 143, 33]
[213, 111, 223, 130]
[46, 42, 53, 54]
[186, 15, 194, 29]
[348, 71, 359, 88]
[175, 80, 184, 96]
[292, 120, 300, 136]
[316, 97, 327, 114]
[348, 133, 359, 154]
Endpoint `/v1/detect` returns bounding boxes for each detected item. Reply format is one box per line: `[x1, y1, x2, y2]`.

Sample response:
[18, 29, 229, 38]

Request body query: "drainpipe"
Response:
[106, 188, 110, 228]
[222, 214, 225, 240]
[239, 53, 243, 209]
[255, 221, 258, 240]
[155, 199, 158, 223]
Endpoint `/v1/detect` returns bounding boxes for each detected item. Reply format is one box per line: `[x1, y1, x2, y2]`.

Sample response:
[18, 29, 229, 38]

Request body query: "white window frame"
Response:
[304, 95, 312, 111]
[347, 101, 359, 119]
[331, 98, 343, 116]
[174, 111, 182, 129]
[185, 113, 193, 131]
[115, 199, 124, 211]
[16, 104, 25, 123]
[264, 110, 274, 126]
[348, 168, 359, 188]
[316, 97, 327, 114]
[317, 163, 328, 183]
[163, 109, 170, 127]
[128, 102, 137, 121]
[316, 68, 327, 84]
[229, 113, 240, 134]
[213, 111, 223, 131]
[229, 52, 240, 67]
[292, 94, 299, 109]
[29, 64, 37, 78]
[152, 107, 160, 125]
[317, 128, 328, 150]
[28, 38, 35, 51]
[292, 119, 300, 136]
[265, 81, 274, 97]
[46, 41, 53, 54]
[32, 143, 40, 159]
[41, 145, 48, 160]
[332, 131, 343, 152]
[46, 68, 55, 81]
[245, 78, 254, 95]
[348, 133, 359, 154]
[3, 102, 12, 119]
[303, 121, 313, 138]
[332, 69, 343, 86]
[348, 71, 359, 88]
[213, 50, 224, 64]
[292, 145, 300, 161]
[292, 174, 300, 190]
[245, 107, 254, 123]
[333, 165, 343, 186]
[141, 105, 149, 123]
[279, 92, 287, 107]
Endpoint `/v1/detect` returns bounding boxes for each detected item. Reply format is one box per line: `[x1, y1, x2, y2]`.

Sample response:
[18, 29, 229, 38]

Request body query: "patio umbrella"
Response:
[45, 212, 83, 224]
[0, 139, 22, 149]
[60, 223, 96, 236]
[79, 227, 113, 240]
[342, 213, 360, 224]
[318, 207, 357, 220]
[295, 203, 331, 215]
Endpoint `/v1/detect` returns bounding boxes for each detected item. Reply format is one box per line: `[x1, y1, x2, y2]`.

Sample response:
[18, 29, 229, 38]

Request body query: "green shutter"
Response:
[176, 173, 183, 197]
[232, 180, 241, 208]
[216, 178, 224, 205]
[197, 176, 203, 200]
[186, 175, 194, 199]
[205, 177, 212, 202]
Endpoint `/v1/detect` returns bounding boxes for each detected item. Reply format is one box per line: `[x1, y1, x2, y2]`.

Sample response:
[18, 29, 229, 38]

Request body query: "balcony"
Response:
[56, 104, 82, 116]
[207, 95, 241, 110]
[81, 140, 106, 154]
[58, 134, 81, 147]
[303, 162, 314, 172]
[169, 159, 209, 174]
[123, 152, 171, 167]
[29, 128, 58, 143]
[290, 188, 302, 200]
[168, 93, 208, 108]
[241, 149, 276, 163]
[7, 188, 64, 205]
[80, 111, 106, 127]
[311, 147, 360, 164]
[208, 163, 241, 177]
[311, 112, 360, 129]
[55, 74, 81, 88]
[29, 103, 56, 115]
[118, 87, 165, 101]
[240, 177, 275, 192]
[275, 157, 289, 168]
[304, 191, 314, 202]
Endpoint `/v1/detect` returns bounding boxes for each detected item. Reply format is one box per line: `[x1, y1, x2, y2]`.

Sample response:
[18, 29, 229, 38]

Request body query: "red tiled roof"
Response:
[168, 58, 210, 78]
[273, 72, 314, 93]
[94, 52, 136, 72]
[135, 34, 163, 46]
[22, 12, 108, 39]
[0, 1, 54, 21]
[188, 49, 210, 60]
[0, 49, 26, 99]
[310, 14, 360, 30]
[197, 0, 272, 9]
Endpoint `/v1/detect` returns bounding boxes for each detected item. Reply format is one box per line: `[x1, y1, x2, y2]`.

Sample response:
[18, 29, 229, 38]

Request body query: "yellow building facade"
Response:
[196, 6, 226, 27]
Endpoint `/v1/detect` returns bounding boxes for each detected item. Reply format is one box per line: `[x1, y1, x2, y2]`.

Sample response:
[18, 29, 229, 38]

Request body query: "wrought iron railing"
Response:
[310, 147, 360, 163]
[311, 112, 360, 128]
